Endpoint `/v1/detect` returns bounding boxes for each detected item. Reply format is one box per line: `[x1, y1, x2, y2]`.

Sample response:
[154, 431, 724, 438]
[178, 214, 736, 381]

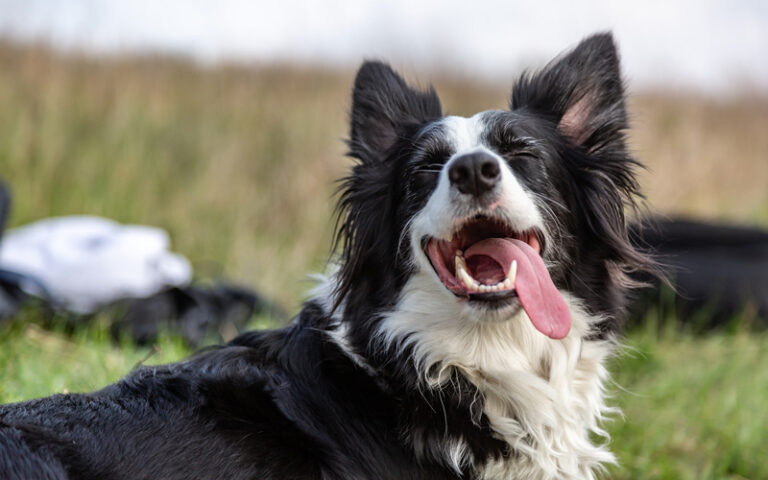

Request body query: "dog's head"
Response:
[335, 33, 649, 339]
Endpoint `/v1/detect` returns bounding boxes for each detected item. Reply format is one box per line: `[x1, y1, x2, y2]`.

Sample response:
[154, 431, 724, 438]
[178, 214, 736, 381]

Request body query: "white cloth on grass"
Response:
[0, 215, 192, 313]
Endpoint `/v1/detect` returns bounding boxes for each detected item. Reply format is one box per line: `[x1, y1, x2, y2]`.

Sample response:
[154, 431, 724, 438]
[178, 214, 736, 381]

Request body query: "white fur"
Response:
[412, 114, 545, 243]
[376, 272, 617, 479]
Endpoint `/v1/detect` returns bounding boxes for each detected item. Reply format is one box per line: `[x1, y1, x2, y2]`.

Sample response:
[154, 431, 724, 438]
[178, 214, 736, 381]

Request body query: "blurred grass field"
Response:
[1, 40, 767, 479]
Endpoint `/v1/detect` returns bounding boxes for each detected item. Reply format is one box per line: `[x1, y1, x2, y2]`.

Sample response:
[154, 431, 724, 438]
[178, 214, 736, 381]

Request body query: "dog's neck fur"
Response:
[315, 272, 617, 480]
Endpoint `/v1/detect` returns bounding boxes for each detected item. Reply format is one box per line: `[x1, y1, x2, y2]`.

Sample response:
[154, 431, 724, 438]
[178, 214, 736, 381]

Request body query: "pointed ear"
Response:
[511, 33, 627, 153]
[349, 61, 442, 162]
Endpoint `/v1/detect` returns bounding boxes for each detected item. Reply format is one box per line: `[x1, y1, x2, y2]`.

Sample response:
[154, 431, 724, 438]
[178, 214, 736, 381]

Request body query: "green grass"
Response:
[607, 325, 768, 479]
[0, 315, 192, 404]
[1, 40, 767, 479]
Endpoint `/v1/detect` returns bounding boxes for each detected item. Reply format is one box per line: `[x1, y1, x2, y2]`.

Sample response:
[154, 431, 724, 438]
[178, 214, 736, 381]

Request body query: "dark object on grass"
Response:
[0, 181, 285, 340]
[0, 215, 193, 314]
[110, 283, 287, 346]
[629, 217, 768, 328]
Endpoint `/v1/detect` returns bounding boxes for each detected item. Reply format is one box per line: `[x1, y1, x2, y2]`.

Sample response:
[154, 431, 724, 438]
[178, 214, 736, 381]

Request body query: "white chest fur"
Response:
[376, 274, 617, 480]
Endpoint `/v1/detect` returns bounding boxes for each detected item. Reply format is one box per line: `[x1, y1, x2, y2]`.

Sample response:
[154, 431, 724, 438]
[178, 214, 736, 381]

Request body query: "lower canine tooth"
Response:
[506, 260, 518, 285]
[456, 263, 476, 290]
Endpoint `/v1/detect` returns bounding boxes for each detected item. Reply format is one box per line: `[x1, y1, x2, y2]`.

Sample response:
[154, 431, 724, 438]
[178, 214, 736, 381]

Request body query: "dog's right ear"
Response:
[349, 62, 442, 163]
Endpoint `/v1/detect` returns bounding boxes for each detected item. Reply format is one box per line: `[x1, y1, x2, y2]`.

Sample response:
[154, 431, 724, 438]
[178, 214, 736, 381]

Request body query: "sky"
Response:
[0, 0, 766, 93]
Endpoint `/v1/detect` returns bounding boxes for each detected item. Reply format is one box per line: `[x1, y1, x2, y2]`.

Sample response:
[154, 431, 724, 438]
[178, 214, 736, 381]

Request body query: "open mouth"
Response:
[423, 215, 571, 339]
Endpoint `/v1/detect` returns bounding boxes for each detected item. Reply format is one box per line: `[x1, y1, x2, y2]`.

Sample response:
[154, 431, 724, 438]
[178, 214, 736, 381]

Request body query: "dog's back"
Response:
[0, 312, 461, 480]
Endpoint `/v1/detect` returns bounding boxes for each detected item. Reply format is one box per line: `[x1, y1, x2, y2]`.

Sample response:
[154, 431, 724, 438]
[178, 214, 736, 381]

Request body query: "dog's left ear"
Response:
[515, 33, 655, 325]
[511, 33, 626, 153]
[349, 61, 442, 162]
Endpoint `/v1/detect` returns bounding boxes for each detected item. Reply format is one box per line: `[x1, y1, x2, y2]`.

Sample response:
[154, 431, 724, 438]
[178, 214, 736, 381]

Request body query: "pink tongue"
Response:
[464, 238, 571, 339]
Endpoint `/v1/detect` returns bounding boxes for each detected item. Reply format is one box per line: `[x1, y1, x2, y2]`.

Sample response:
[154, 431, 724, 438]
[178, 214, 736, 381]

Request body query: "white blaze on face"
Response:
[410, 112, 545, 262]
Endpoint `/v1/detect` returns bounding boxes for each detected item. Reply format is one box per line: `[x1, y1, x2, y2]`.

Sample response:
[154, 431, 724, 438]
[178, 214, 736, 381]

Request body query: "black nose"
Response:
[448, 152, 501, 196]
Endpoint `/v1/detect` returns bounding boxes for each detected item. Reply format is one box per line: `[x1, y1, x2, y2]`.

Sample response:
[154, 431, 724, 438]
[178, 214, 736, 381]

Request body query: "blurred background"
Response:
[0, 1, 766, 478]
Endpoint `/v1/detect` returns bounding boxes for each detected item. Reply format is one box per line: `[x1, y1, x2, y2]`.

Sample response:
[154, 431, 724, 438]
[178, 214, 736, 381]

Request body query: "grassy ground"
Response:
[1, 40, 767, 478]
[608, 321, 768, 479]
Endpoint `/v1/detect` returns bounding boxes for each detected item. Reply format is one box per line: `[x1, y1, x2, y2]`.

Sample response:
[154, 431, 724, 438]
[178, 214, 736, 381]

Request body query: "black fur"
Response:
[0, 33, 652, 479]
[1, 308, 457, 479]
[629, 217, 768, 327]
[335, 61, 443, 314]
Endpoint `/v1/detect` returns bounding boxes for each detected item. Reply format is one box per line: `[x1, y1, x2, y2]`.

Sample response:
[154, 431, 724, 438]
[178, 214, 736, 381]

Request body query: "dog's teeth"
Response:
[458, 269, 474, 290]
[456, 260, 475, 290]
[506, 260, 517, 286]
[455, 253, 468, 271]
[455, 253, 513, 294]
[456, 254, 485, 291]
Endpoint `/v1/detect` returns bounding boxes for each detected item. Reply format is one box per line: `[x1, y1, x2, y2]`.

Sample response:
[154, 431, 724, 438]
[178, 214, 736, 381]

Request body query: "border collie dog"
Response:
[0, 33, 650, 480]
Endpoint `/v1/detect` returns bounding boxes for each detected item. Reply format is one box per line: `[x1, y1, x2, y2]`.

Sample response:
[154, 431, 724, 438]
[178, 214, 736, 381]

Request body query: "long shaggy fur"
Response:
[0, 33, 652, 480]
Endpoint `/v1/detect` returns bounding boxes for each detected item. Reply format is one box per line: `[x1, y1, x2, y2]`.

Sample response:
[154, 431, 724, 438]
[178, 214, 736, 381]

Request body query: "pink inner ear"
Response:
[558, 93, 594, 146]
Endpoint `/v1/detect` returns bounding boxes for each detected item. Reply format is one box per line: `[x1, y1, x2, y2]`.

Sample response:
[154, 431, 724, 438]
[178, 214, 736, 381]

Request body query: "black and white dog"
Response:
[0, 33, 651, 479]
